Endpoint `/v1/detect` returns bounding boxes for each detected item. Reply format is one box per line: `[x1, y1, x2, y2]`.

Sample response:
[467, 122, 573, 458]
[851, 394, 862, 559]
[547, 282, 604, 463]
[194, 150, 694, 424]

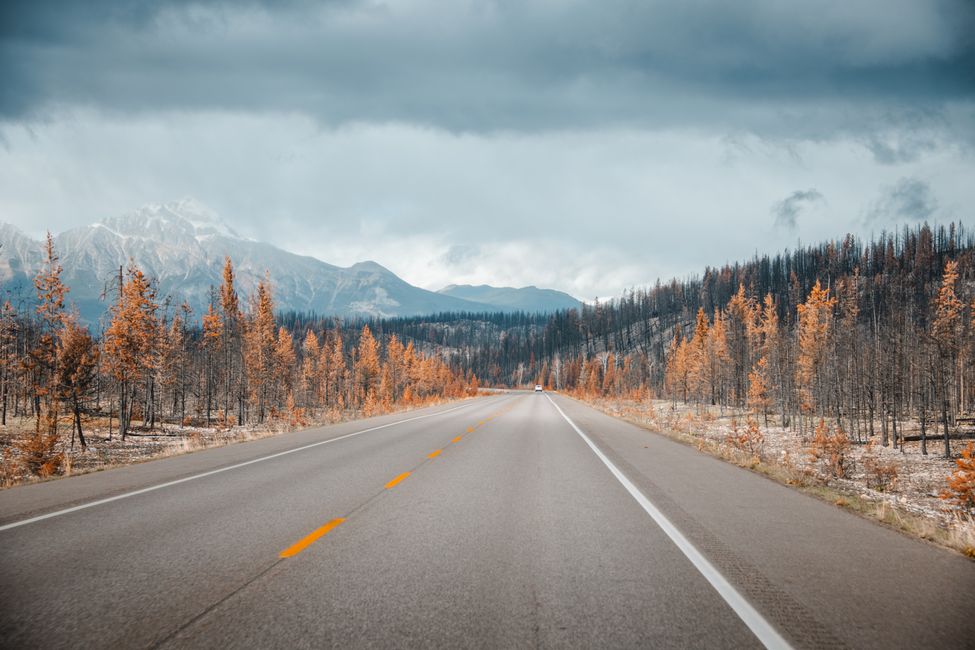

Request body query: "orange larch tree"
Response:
[103, 264, 160, 439]
[931, 259, 965, 457]
[795, 280, 836, 434]
[56, 317, 99, 449]
[355, 325, 381, 408]
[219, 257, 245, 424]
[244, 277, 277, 422]
[726, 284, 755, 407]
[201, 301, 222, 425]
[300, 330, 320, 410]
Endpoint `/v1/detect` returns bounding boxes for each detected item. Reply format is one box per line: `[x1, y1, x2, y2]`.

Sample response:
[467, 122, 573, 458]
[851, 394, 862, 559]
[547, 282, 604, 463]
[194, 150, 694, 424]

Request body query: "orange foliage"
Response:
[806, 418, 851, 480]
[942, 442, 975, 513]
[796, 281, 836, 416]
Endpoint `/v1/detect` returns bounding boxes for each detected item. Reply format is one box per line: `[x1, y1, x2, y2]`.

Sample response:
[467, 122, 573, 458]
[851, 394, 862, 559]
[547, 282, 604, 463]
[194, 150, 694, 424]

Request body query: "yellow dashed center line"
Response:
[385, 472, 411, 489]
[279, 518, 345, 558]
[279, 400, 521, 561]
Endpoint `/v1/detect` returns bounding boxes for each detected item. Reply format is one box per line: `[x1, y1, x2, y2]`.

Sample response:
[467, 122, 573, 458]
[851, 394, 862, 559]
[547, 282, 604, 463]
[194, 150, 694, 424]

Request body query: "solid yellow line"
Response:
[427, 449, 442, 459]
[451, 436, 462, 443]
[279, 518, 345, 558]
[385, 472, 411, 489]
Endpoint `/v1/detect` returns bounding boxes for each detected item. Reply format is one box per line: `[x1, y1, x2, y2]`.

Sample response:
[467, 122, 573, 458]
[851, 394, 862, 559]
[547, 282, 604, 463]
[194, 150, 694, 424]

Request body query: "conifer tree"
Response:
[300, 330, 320, 409]
[0, 300, 17, 426]
[56, 317, 99, 449]
[796, 280, 836, 432]
[30, 233, 68, 435]
[932, 260, 964, 457]
[219, 258, 244, 424]
[688, 308, 710, 405]
[244, 277, 276, 422]
[103, 264, 159, 439]
[201, 301, 222, 425]
[355, 325, 381, 407]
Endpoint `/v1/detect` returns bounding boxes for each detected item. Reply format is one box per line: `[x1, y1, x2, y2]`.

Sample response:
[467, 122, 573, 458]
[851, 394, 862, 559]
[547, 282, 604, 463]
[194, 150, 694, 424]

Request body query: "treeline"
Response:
[0, 236, 476, 476]
[371, 223, 975, 457]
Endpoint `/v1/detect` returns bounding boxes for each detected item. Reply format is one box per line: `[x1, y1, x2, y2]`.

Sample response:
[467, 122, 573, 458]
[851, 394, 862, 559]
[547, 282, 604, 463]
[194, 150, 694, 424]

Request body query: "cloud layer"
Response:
[1, 0, 973, 299]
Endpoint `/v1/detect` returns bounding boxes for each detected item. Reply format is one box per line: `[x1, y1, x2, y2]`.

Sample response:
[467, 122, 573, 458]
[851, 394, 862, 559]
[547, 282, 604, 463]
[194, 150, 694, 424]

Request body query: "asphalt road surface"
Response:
[1, 392, 973, 649]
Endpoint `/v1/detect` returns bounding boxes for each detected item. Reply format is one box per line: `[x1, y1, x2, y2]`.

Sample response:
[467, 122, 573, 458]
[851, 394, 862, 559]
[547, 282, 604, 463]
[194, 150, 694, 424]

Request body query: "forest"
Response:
[0, 236, 476, 478]
[361, 223, 975, 463]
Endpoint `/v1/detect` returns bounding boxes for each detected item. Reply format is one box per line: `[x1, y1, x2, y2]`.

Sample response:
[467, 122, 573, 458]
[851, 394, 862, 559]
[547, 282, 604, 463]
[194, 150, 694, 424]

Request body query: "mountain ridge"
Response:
[0, 201, 581, 321]
[437, 283, 582, 313]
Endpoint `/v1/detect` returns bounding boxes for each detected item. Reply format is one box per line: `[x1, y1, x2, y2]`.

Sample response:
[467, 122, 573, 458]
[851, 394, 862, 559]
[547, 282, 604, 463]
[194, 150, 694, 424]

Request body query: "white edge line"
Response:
[546, 394, 792, 650]
[0, 401, 481, 532]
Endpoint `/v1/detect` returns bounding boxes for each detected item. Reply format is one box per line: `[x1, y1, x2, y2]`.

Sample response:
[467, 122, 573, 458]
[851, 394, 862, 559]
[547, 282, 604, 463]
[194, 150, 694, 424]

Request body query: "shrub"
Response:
[863, 455, 899, 491]
[942, 442, 975, 513]
[17, 431, 63, 477]
[806, 418, 851, 480]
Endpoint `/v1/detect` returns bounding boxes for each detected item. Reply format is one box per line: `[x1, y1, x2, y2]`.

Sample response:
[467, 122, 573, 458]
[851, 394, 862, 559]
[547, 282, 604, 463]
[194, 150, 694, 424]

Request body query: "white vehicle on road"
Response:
[534, 384, 543, 392]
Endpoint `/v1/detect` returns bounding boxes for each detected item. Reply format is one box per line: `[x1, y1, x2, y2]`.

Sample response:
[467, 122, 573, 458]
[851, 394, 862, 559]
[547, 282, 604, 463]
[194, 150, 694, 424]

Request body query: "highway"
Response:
[1, 392, 973, 648]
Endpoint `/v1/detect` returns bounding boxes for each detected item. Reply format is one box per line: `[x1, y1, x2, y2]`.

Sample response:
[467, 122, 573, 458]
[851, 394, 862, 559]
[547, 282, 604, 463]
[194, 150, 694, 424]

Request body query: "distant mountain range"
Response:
[438, 284, 582, 314]
[0, 200, 582, 322]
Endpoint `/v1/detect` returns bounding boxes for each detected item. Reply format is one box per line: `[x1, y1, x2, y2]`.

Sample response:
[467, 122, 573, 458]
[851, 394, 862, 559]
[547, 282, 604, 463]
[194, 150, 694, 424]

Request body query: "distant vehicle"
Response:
[534, 385, 543, 392]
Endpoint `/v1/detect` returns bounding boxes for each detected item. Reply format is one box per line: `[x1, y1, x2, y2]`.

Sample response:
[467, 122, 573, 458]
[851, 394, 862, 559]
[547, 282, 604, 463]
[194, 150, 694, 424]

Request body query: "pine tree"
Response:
[300, 330, 320, 409]
[56, 317, 99, 449]
[688, 308, 710, 405]
[103, 264, 159, 439]
[747, 356, 772, 425]
[931, 260, 965, 457]
[726, 284, 755, 406]
[796, 280, 836, 431]
[274, 326, 297, 405]
[0, 300, 17, 426]
[219, 258, 244, 424]
[355, 325, 381, 407]
[706, 309, 731, 407]
[30, 233, 68, 436]
[244, 277, 277, 422]
[201, 301, 222, 425]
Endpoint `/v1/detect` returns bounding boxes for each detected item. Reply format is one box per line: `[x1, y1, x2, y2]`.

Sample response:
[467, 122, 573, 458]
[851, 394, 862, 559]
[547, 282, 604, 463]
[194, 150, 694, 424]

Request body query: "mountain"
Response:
[438, 284, 582, 313]
[0, 200, 580, 321]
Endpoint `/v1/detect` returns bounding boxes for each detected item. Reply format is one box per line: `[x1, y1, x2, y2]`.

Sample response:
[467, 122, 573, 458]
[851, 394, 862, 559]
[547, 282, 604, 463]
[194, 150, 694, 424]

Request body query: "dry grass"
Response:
[0, 394, 477, 489]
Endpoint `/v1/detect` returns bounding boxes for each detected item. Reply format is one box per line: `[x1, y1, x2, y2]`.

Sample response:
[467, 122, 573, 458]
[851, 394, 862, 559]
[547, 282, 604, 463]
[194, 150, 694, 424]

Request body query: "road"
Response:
[1, 392, 973, 649]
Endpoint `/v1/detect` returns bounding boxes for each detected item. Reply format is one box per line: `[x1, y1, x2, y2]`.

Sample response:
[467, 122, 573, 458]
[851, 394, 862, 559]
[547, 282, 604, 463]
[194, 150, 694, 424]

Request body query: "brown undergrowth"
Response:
[0, 394, 480, 489]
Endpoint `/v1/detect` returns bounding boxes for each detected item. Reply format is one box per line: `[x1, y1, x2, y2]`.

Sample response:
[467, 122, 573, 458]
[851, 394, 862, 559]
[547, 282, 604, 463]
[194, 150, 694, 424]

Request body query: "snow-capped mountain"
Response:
[0, 201, 580, 321]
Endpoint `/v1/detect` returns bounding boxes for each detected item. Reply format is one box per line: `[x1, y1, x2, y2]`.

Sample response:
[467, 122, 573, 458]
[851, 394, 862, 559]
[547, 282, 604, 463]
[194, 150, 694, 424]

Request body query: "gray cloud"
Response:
[1, 2, 974, 300]
[440, 244, 479, 268]
[865, 177, 938, 222]
[772, 189, 824, 230]
[1, 0, 973, 141]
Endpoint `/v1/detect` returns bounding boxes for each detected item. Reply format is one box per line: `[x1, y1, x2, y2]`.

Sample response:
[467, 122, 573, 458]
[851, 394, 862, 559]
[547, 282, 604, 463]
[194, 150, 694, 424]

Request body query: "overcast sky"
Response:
[1, 0, 973, 300]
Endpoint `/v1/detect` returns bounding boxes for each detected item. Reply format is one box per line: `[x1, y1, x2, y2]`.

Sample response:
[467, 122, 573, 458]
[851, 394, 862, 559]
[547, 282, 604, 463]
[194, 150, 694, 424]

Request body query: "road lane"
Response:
[0, 398, 490, 529]
[549, 394, 975, 649]
[0, 394, 513, 648]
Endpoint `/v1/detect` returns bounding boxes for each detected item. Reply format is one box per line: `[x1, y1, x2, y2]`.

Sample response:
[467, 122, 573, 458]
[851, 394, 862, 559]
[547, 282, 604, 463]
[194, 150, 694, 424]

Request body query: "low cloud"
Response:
[865, 177, 937, 222]
[772, 189, 824, 230]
